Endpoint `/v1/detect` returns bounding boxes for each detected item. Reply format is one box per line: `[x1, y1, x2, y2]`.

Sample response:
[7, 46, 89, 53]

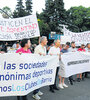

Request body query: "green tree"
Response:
[44, 0, 55, 23]
[54, 0, 66, 21]
[67, 6, 90, 32]
[38, 20, 51, 36]
[13, 0, 26, 18]
[25, 0, 32, 15]
[41, 0, 66, 32]
[0, 6, 12, 18]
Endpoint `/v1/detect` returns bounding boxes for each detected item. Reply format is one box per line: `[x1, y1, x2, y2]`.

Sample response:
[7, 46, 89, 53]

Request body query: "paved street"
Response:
[0, 75, 90, 100]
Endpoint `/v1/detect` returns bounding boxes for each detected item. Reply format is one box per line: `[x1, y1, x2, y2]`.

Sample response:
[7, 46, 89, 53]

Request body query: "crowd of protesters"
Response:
[0, 37, 90, 100]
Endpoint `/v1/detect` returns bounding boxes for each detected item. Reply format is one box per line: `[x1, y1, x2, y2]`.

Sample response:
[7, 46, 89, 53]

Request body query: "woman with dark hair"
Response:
[16, 39, 31, 100]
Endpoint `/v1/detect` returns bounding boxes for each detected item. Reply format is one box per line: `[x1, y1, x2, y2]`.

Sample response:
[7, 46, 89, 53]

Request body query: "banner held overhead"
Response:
[64, 28, 90, 44]
[0, 14, 40, 41]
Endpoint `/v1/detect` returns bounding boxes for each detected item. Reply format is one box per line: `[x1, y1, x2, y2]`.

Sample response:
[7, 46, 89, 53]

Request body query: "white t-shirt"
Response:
[68, 47, 77, 52]
[34, 44, 46, 55]
[48, 46, 60, 55]
[48, 46, 60, 67]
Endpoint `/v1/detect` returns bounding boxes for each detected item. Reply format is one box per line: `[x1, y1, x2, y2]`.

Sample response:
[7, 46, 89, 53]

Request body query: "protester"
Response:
[16, 39, 31, 100]
[77, 44, 86, 82]
[1, 42, 8, 53]
[0, 38, 90, 99]
[47, 43, 54, 52]
[31, 44, 37, 53]
[58, 42, 70, 89]
[68, 42, 77, 52]
[60, 44, 65, 51]
[85, 43, 90, 78]
[32, 36, 48, 100]
[68, 42, 77, 85]
[48, 39, 60, 93]
[78, 44, 86, 52]
[13, 41, 21, 49]
[16, 41, 20, 49]
[86, 43, 90, 52]
[12, 41, 21, 52]
[0, 43, 2, 51]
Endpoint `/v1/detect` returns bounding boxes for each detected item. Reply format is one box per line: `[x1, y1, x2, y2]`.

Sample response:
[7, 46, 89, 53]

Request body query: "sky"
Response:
[0, 0, 90, 16]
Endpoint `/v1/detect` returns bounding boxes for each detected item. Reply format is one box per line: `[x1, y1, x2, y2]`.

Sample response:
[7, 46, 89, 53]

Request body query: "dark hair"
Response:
[21, 39, 29, 47]
[87, 43, 90, 46]
[16, 41, 20, 44]
[81, 44, 85, 46]
[66, 42, 70, 46]
[71, 41, 75, 44]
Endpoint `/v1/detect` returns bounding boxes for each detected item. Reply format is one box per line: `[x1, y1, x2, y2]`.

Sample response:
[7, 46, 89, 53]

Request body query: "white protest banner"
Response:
[61, 52, 90, 78]
[60, 36, 71, 44]
[64, 28, 90, 44]
[0, 54, 59, 97]
[0, 14, 40, 41]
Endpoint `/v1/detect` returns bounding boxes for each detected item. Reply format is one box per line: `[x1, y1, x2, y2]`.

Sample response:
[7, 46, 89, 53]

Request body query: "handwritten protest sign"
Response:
[60, 36, 71, 44]
[0, 54, 58, 96]
[64, 28, 90, 44]
[0, 14, 40, 41]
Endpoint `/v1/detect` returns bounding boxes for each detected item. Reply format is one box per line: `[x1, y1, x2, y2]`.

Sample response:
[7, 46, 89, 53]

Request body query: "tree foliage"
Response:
[67, 6, 90, 32]
[39, 0, 66, 32]
[13, 0, 26, 18]
[13, 0, 32, 18]
[25, 0, 32, 15]
[0, 6, 12, 18]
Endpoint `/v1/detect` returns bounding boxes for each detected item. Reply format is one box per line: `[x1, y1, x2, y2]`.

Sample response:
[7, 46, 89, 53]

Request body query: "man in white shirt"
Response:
[48, 39, 60, 93]
[34, 42, 46, 55]
[68, 42, 77, 52]
[32, 36, 48, 100]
